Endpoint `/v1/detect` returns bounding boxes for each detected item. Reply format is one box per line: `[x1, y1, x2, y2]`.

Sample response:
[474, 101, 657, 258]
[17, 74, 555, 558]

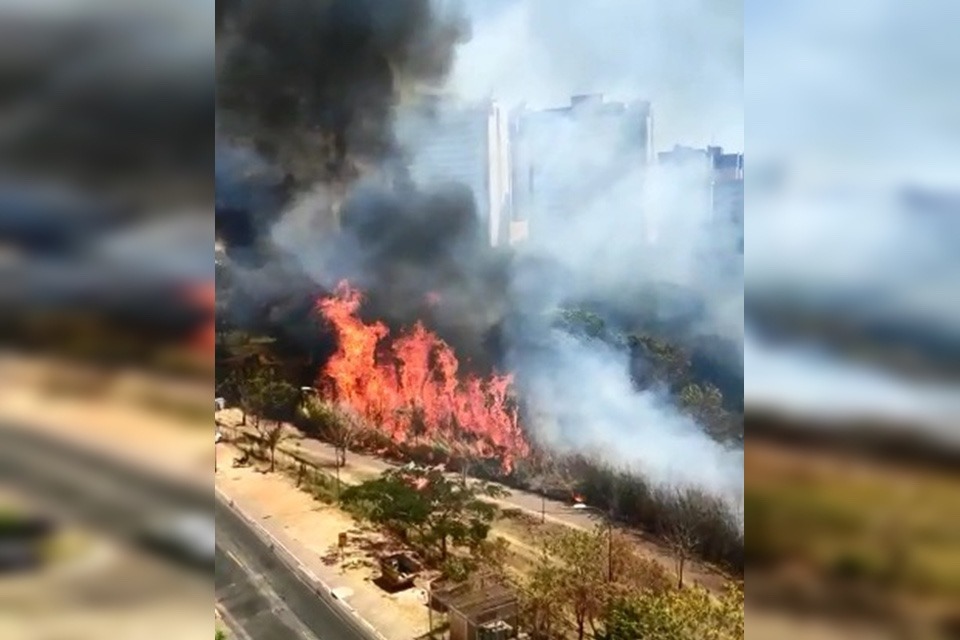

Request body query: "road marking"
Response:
[224, 548, 242, 566]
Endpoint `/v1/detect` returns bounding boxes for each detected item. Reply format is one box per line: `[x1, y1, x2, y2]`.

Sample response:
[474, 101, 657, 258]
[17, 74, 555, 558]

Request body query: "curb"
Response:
[216, 603, 254, 640]
[215, 486, 389, 640]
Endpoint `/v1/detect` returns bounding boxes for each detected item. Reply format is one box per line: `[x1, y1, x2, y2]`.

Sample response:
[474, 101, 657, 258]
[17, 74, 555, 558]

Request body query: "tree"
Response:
[232, 369, 300, 472]
[518, 550, 566, 640]
[554, 308, 608, 340]
[545, 527, 610, 640]
[598, 584, 744, 640]
[341, 466, 505, 564]
[301, 397, 359, 467]
[665, 517, 700, 589]
[255, 419, 296, 472]
[678, 383, 729, 436]
[628, 333, 691, 389]
[521, 525, 674, 640]
[600, 596, 645, 640]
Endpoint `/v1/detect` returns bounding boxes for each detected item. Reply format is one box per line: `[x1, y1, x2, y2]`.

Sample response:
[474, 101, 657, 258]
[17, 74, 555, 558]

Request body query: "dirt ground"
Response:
[216, 442, 433, 640]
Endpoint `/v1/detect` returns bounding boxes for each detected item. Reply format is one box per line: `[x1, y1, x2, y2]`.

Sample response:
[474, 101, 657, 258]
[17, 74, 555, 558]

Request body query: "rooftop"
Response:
[431, 573, 517, 622]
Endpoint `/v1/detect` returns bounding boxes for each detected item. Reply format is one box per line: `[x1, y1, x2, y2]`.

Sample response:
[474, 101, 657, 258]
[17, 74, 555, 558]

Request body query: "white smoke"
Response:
[449, 0, 743, 149]
[525, 330, 744, 498]
[402, 0, 746, 500]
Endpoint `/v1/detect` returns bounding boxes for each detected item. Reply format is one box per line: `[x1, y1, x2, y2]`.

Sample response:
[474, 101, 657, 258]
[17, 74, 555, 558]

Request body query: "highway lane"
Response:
[216, 496, 375, 640]
[216, 543, 316, 640]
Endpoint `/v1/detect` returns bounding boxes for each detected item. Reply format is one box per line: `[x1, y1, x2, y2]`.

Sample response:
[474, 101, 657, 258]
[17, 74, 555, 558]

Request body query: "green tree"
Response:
[628, 333, 692, 388]
[678, 382, 732, 437]
[554, 308, 608, 340]
[518, 550, 566, 640]
[341, 467, 505, 563]
[598, 584, 744, 640]
[545, 527, 609, 640]
[601, 596, 645, 640]
[253, 376, 300, 471]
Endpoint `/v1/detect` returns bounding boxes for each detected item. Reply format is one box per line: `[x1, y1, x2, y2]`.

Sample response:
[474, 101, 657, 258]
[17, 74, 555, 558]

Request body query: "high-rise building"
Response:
[658, 144, 744, 254]
[510, 95, 653, 242]
[396, 97, 511, 247]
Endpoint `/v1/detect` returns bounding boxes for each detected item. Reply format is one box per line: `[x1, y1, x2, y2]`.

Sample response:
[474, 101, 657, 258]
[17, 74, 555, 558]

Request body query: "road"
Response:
[220, 416, 601, 527]
[219, 411, 730, 590]
[0, 422, 375, 640]
[216, 496, 375, 640]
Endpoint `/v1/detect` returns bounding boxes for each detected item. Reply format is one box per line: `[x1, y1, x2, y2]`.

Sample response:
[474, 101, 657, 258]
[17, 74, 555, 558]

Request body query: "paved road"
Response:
[221, 417, 606, 528]
[216, 496, 375, 640]
[216, 544, 316, 640]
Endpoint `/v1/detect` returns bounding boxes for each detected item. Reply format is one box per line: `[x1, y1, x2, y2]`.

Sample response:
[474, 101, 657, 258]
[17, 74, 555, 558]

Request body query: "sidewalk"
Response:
[215, 442, 433, 640]
[217, 408, 728, 592]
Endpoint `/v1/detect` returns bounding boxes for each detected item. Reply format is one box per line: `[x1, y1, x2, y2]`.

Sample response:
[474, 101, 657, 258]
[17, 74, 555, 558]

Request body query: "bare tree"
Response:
[255, 420, 297, 472]
[303, 398, 358, 467]
[665, 517, 700, 589]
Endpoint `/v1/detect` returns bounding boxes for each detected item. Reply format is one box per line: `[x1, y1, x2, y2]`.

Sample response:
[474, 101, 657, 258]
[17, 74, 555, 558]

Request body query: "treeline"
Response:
[553, 308, 743, 443]
[216, 304, 745, 574]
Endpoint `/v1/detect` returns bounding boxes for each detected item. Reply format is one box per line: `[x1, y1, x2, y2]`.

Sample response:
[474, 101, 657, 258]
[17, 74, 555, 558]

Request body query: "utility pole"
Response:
[335, 460, 341, 503]
[607, 514, 614, 583]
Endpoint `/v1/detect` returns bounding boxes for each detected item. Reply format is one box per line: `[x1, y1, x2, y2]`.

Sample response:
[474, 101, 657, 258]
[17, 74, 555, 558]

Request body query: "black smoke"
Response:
[216, 0, 516, 374]
[218, 173, 514, 376]
[329, 180, 513, 370]
[217, 0, 468, 181]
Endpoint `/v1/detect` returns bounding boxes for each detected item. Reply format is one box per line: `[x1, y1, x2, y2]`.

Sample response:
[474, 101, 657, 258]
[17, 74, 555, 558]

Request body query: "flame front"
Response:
[317, 281, 529, 472]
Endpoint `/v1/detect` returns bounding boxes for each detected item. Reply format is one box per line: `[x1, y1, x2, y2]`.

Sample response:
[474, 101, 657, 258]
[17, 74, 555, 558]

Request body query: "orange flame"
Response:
[317, 281, 529, 472]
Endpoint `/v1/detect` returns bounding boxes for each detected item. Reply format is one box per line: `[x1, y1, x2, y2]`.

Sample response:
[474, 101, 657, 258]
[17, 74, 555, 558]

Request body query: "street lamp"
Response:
[571, 502, 615, 582]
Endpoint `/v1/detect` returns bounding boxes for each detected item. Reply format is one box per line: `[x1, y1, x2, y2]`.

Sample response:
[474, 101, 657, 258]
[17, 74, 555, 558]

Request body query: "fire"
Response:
[317, 281, 529, 472]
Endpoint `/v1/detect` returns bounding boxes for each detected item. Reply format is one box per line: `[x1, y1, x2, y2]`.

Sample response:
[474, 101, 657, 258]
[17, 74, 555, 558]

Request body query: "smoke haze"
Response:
[217, 0, 745, 502]
[449, 0, 743, 150]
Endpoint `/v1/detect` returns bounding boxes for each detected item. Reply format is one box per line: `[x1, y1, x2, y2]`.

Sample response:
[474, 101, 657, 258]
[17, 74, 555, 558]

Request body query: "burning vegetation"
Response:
[317, 281, 529, 472]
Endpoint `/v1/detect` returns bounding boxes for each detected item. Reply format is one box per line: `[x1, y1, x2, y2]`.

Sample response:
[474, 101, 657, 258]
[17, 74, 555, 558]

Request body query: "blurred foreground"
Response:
[1, 0, 213, 633]
[0, 355, 212, 640]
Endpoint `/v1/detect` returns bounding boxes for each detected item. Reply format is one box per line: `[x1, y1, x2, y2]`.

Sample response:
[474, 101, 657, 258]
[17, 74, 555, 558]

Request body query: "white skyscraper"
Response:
[397, 98, 512, 247]
[510, 95, 653, 242]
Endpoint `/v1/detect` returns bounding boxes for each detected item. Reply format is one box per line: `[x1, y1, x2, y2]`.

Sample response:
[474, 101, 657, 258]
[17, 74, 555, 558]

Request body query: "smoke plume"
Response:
[217, 0, 469, 182]
[217, 0, 745, 501]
